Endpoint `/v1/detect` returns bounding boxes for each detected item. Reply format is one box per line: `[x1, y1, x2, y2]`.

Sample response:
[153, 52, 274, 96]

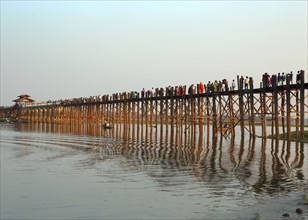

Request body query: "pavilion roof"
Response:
[18, 94, 30, 98]
[13, 95, 35, 103]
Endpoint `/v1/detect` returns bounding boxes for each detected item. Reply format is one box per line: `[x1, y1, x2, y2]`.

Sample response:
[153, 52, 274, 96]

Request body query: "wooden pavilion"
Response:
[13, 94, 35, 106]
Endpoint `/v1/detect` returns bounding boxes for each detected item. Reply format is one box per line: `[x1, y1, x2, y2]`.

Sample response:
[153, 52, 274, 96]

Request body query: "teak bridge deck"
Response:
[1, 72, 307, 140]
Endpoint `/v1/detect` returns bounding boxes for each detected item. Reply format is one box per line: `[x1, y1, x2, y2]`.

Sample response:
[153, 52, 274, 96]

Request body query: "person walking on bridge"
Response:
[231, 79, 236, 91]
[245, 76, 249, 90]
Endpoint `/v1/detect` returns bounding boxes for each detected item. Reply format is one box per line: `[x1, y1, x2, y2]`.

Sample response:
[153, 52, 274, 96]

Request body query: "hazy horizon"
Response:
[1, 1, 307, 106]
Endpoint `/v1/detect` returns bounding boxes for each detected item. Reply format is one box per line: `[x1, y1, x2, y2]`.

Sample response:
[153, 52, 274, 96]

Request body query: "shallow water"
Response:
[1, 123, 307, 219]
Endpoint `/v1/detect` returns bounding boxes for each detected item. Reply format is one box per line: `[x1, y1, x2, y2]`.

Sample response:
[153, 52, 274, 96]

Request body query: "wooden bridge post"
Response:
[79, 105, 83, 125]
[165, 90, 169, 133]
[60, 106, 64, 125]
[59, 106, 63, 124]
[155, 97, 158, 128]
[121, 101, 125, 128]
[281, 89, 286, 138]
[181, 87, 185, 134]
[42, 106, 48, 123]
[39, 108, 42, 123]
[120, 99, 123, 126]
[181, 97, 185, 134]
[52, 107, 56, 124]
[296, 88, 300, 138]
[218, 92, 222, 137]
[70, 106, 73, 125]
[45, 108, 49, 124]
[25, 108, 29, 122]
[273, 75, 279, 139]
[65, 106, 68, 125]
[229, 94, 235, 137]
[46, 106, 52, 124]
[32, 108, 35, 123]
[191, 95, 196, 134]
[67, 106, 71, 125]
[124, 100, 128, 129]
[34, 108, 38, 123]
[95, 102, 100, 131]
[72, 106, 75, 126]
[206, 95, 210, 137]
[132, 100, 136, 128]
[286, 75, 291, 140]
[53, 107, 57, 124]
[184, 97, 187, 134]
[189, 94, 193, 135]
[31, 108, 34, 123]
[106, 102, 110, 126]
[170, 90, 174, 133]
[300, 70, 305, 141]
[25, 109, 29, 122]
[145, 99, 149, 127]
[261, 86, 267, 138]
[37, 108, 41, 123]
[35, 108, 39, 123]
[150, 97, 154, 129]
[30, 109, 34, 123]
[77, 105, 82, 126]
[212, 95, 217, 136]
[28, 108, 31, 122]
[137, 100, 141, 131]
[238, 80, 244, 136]
[160, 96, 163, 128]
[63, 106, 67, 125]
[106, 101, 110, 126]
[198, 95, 202, 131]
[111, 101, 115, 126]
[71, 106, 75, 125]
[91, 102, 95, 125]
[141, 98, 144, 126]
[78, 105, 81, 125]
[61, 105, 68, 125]
[249, 77, 256, 137]
[85, 104, 88, 125]
[127, 100, 131, 129]
[175, 95, 180, 130]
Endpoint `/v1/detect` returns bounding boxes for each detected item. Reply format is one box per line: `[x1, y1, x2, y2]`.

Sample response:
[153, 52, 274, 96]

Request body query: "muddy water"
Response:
[1, 123, 307, 219]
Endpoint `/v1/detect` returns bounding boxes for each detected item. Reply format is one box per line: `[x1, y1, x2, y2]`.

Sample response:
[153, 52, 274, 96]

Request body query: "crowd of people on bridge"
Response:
[261, 70, 303, 88]
[15, 70, 304, 108]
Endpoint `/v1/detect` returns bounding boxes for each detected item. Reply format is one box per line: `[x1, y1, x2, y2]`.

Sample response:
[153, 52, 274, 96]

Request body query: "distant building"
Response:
[13, 94, 35, 106]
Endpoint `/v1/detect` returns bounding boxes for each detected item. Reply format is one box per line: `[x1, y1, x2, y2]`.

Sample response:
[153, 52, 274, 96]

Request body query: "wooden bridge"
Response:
[1, 71, 307, 140]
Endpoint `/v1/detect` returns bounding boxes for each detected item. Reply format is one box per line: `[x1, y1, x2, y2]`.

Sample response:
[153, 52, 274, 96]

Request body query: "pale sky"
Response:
[1, 1, 307, 106]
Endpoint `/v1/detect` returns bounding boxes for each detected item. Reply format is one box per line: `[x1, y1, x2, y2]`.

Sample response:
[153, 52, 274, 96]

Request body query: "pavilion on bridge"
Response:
[13, 94, 35, 107]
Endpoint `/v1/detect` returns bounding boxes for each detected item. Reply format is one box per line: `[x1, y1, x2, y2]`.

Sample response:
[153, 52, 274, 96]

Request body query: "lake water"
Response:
[1, 123, 307, 219]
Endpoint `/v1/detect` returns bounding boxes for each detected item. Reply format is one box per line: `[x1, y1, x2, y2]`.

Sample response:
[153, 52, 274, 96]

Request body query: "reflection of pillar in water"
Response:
[238, 134, 245, 169]
[299, 70, 305, 141]
[254, 138, 267, 193]
[281, 90, 286, 137]
[295, 90, 299, 138]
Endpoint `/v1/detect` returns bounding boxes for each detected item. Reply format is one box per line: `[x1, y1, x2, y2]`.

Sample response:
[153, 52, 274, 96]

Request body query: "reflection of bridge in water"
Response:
[1, 71, 307, 140]
[16, 122, 307, 195]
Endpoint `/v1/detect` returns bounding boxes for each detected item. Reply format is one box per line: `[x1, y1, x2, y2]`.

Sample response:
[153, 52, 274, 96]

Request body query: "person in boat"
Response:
[103, 121, 111, 129]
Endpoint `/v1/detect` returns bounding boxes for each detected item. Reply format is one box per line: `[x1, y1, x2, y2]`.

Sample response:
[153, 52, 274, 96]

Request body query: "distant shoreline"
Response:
[268, 130, 308, 143]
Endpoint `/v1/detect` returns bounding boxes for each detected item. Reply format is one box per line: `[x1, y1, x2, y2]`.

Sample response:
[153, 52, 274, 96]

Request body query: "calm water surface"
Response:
[1, 123, 307, 219]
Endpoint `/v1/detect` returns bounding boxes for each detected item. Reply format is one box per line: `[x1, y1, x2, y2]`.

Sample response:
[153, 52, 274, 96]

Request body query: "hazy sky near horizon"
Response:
[1, 1, 307, 106]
